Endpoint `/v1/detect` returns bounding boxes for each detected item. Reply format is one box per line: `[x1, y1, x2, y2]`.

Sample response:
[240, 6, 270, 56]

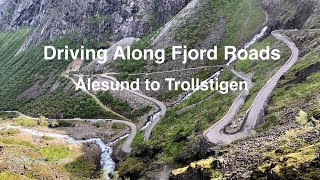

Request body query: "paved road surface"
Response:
[62, 73, 130, 121]
[100, 75, 167, 140]
[204, 32, 299, 145]
[243, 32, 299, 130]
[2, 111, 136, 153]
[203, 66, 253, 144]
[3, 32, 299, 150]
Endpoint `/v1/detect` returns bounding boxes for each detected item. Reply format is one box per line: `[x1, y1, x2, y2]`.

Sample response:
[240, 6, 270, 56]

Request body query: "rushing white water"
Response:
[108, 133, 130, 146]
[182, 26, 268, 101]
[140, 27, 268, 130]
[181, 71, 221, 101]
[227, 26, 268, 65]
[3, 125, 115, 180]
[140, 111, 161, 130]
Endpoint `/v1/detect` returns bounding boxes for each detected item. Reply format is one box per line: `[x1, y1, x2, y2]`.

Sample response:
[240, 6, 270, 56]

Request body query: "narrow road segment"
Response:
[204, 32, 299, 145]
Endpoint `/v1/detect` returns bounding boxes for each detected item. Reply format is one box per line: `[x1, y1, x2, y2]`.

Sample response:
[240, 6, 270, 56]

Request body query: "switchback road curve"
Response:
[100, 75, 167, 140]
[204, 32, 299, 145]
[3, 111, 137, 153]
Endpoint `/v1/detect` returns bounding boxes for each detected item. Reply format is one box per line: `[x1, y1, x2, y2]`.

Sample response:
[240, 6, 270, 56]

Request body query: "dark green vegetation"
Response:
[97, 91, 151, 121]
[113, 30, 159, 81]
[131, 130, 145, 149]
[257, 31, 320, 133]
[146, 70, 236, 158]
[0, 121, 101, 179]
[170, 30, 320, 179]
[65, 154, 102, 179]
[175, 0, 264, 49]
[271, 49, 320, 110]
[159, 0, 265, 101]
[120, 69, 241, 177]
[0, 29, 117, 119]
[118, 0, 266, 178]
[252, 126, 320, 179]
[0, 115, 104, 179]
[0, 112, 18, 119]
[233, 36, 291, 132]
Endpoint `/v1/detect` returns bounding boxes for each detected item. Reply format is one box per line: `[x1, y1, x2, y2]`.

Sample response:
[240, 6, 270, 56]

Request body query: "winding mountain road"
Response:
[204, 66, 253, 144]
[63, 73, 139, 152]
[3, 32, 298, 151]
[204, 32, 299, 145]
[100, 75, 167, 140]
[243, 32, 299, 130]
[62, 73, 130, 121]
[4, 73, 139, 153]
[3, 111, 136, 153]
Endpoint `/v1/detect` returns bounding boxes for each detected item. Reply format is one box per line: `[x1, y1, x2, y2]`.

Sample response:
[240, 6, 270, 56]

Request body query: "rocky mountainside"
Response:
[112, 0, 320, 179]
[261, 0, 320, 30]
[0, 0, 319, 179]
[0, 0, 191, 49]
[0, 0, 191, 119]
[168, 0, 320, 179]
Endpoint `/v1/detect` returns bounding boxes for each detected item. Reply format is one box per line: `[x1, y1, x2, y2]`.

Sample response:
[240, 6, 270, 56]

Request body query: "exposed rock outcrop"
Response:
[260, 0, 320, 30]
[0, 0, 191, 49]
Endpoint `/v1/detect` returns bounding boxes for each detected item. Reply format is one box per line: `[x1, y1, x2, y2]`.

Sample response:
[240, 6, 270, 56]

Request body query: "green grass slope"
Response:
[0, 29, 116, 119]
[118, 0, 267, 178]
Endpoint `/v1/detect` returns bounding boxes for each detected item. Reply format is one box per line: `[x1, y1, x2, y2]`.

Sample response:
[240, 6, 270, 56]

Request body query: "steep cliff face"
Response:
[116, 0, 268, 178]
[0, 0, 191, 48]
[1, 0, 319, 179]
[0, 0, 192, 118]
[168, 1, 320, 179]
[137, 0, 266, 100]
[260, 0, 320, 30]
[154, 0, 192, 23]
[170, 46, 320, 179]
